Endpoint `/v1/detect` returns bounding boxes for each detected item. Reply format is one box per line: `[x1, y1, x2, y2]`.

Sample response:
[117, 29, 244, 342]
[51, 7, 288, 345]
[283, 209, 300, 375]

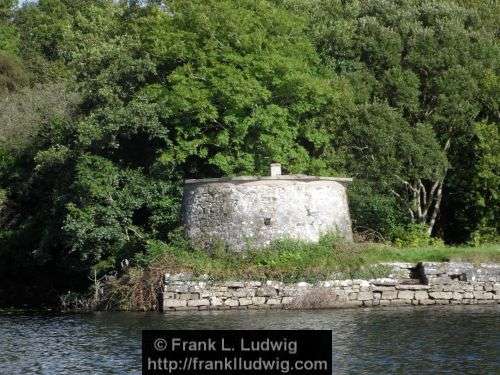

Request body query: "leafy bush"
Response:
[469, 227, 499, 247]
[348, 180, 408, 241]
[391, 224, 443, 248]
[0, 0, 498, 308]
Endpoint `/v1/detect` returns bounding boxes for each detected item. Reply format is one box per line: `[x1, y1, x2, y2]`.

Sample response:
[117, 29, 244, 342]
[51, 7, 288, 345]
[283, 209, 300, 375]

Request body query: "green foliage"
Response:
[0, 0, 19, 55]
[470, 122, 499, 239]
[0, 52, 26, 94]
[0, 83, 79, 152]
[118, 233, 499, 284]
[349, 180, 408, 241]
[445, 121, 499, 243]
[0, 0, 498, 307]
[288, 0, 498, 234]
[391, 224, 444, 248]
[0, 0, 347, 305]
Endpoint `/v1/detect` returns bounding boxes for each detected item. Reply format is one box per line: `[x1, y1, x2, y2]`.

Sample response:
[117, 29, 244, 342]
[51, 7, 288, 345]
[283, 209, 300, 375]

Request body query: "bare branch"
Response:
[395, 175, 418, 193]
[428, 179, 444, 235]
[418, 179, 427, 208]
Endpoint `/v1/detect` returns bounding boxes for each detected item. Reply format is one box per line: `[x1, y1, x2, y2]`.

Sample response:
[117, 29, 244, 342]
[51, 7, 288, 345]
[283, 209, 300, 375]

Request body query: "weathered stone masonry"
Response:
[182, 166, 353, 252]
[162, 262, 500, 312]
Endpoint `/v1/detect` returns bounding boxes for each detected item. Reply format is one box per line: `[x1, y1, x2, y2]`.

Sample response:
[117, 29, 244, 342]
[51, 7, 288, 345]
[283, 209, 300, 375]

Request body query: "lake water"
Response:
[0, 305, 498, 374]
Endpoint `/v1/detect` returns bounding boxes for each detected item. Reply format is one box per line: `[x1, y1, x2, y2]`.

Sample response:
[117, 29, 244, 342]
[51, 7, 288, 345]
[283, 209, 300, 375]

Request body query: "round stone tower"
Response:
[182, 164, 353, 251]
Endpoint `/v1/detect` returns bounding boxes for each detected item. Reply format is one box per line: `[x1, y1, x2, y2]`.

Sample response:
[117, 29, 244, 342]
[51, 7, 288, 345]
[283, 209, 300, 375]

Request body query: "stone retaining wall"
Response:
[162, 262, 500, 312]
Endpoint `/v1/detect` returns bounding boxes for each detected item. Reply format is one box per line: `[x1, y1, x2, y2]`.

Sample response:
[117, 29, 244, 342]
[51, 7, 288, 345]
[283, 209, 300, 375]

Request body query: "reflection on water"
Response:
[0, 305, 498, 374]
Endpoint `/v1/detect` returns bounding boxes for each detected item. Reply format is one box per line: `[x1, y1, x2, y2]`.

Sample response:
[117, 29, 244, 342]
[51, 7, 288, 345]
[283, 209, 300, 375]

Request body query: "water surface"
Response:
[0, 305, 498, 374]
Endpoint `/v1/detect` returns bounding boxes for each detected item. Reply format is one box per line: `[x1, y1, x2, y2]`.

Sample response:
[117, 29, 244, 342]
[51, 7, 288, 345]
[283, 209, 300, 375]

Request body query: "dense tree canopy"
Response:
[0, 0, 498, 305]
[282, 0, 499, 237]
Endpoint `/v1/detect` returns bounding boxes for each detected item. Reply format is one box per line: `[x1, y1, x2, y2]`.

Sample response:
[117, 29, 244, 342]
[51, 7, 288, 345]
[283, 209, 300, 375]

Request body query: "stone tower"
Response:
[182, 165, 353, 251]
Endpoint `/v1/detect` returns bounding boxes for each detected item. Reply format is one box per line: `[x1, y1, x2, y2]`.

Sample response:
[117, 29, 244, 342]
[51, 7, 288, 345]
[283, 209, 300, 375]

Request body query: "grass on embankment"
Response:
[101, 236, 499, 310]
[142, 236, 500, 283]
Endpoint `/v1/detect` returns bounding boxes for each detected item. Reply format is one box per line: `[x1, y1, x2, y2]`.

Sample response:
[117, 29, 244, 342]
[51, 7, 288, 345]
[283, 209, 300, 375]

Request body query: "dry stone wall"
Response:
[162, 262, 500, 312]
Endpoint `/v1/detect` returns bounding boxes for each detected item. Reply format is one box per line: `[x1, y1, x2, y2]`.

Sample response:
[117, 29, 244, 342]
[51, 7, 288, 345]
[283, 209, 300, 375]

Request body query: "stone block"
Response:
[483, 283, 495, 292]
[178, 293, 198, 300]
[209, 297, 223, 306]
[266, 280, 284, 289]
[231, 288, 254, 298]
[187, 299, 209, 307]
[335, 289, 348, 297]
[473, 291, 493, 299]
[252, 297, 266, 305]
[164, 299, 187, 308]
[379, 300, 391, 306]
[357, 291, 373, 301]
[429, 285, 444, 292]
[381, 291, 397, 300]
[169, 285, 190, 293]
[443, 285, 462, 292]
[429, 292, 453, 299]
[370, 278, 397, 286]
[296, 282, 311, 288]
[256, 286, 278, 297]
[419, 299, 435, 305]
[282, 297, 295, 305]
[245, 281, 262, 287]
[372, 286, 396, 292]
[452, 292, 463, 300]
[224, 299, 239, 307]
[484, 292, 494, 299]
[396, 284, 429, 290]
[266, 298, 282, 305]
[239, 298, 252, 306]
[461, 284, 474, 292]
[348, 292, 358, 300]
[226, 281, 245, 288]
[429, 277, 453, 284]
[397, 291, 414, 300]
[414, 291, 429, 300]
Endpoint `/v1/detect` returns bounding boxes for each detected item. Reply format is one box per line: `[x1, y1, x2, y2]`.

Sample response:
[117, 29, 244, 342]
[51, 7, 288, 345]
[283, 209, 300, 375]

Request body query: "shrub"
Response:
[391, 224, 443, 248]
[348, 180, 408, 241]
[469, 227, 499, 246]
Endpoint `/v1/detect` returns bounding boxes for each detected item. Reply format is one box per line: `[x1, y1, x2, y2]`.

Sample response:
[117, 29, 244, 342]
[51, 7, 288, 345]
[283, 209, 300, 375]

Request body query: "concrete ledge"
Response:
[184, 175, 353, 185]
